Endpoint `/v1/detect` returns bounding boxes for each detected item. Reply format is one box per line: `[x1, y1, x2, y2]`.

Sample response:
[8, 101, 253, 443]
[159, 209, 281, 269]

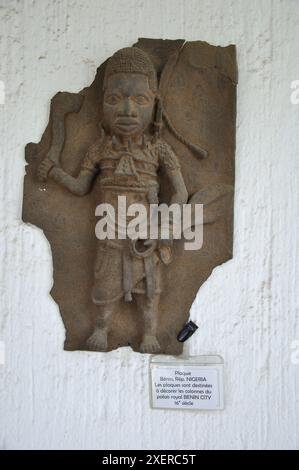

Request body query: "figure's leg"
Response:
[86, 302, 117, 351]
[135, 294, 161, 353]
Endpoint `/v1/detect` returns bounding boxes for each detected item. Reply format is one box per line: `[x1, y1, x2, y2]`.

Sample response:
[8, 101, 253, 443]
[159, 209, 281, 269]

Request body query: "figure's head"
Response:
[103, 47, 157, 138]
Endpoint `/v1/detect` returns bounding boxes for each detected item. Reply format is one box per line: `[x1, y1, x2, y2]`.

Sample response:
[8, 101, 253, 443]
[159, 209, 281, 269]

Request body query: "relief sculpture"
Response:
[22, 39, 237, 354]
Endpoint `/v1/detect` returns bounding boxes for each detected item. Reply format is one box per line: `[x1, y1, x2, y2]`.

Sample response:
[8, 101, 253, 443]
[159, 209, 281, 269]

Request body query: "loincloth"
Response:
[91, 239, 162, 305]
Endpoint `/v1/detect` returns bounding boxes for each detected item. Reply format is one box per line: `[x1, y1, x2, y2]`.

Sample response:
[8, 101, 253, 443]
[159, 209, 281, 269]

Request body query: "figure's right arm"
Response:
[53, 166, 96, 196]
[37, 157, 97, 196]
[37, 139, 103, 196]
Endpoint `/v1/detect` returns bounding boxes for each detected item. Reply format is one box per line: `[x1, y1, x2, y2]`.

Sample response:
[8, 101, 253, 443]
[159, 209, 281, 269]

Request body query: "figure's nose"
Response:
[120, 98, 137, 117]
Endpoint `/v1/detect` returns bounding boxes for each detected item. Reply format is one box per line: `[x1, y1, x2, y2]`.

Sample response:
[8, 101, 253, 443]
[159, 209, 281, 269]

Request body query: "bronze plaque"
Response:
[22, 39, 236, 354]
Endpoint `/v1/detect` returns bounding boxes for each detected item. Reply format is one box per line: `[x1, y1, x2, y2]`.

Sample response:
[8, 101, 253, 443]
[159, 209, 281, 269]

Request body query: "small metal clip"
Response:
[177, 321, 198, 342]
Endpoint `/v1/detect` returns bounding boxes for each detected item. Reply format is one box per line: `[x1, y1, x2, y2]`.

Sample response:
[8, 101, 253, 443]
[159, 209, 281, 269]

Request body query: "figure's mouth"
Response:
[115, 118, 139, 132]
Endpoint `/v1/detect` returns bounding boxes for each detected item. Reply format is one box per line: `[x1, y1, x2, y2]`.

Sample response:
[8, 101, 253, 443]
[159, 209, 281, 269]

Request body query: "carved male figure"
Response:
[38, 47, 188, 353]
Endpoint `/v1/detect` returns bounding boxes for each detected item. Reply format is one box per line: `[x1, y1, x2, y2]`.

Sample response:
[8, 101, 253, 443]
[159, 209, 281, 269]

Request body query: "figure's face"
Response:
[103, 73, 155, 138]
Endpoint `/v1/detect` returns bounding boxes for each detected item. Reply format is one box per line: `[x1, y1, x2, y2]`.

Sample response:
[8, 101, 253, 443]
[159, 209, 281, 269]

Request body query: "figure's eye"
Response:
[133, 95, 149, 105]
[105, 94, 121, 105]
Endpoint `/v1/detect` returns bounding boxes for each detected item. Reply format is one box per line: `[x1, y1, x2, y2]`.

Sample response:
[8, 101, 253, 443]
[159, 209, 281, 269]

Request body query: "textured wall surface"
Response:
[0, 0, 298, 450]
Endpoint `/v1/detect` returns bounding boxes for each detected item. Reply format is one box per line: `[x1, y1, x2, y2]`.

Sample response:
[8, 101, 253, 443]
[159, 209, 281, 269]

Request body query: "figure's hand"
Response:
[158, 238, 173, 265]
[37, 157, 55, 182]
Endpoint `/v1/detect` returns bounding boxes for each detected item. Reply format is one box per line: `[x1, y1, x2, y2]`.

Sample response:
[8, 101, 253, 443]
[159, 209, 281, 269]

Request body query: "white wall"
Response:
[0, 0, 298, 450]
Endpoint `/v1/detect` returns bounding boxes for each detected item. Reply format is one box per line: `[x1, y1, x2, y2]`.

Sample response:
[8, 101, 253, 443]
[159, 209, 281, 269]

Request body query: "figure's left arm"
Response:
[158, 142, 188, 205]
[156, 142, 188, 260]
[167, 170, 188, 205]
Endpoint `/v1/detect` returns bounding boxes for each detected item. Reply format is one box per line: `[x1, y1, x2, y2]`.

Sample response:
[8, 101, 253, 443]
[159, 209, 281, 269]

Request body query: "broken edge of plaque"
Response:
[149, 355, 224, 411]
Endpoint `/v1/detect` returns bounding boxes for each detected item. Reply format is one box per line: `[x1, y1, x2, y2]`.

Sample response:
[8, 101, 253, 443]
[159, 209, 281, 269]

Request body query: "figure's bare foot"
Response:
[86, 328, 108, 351]
[140, 334, 161, 354]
